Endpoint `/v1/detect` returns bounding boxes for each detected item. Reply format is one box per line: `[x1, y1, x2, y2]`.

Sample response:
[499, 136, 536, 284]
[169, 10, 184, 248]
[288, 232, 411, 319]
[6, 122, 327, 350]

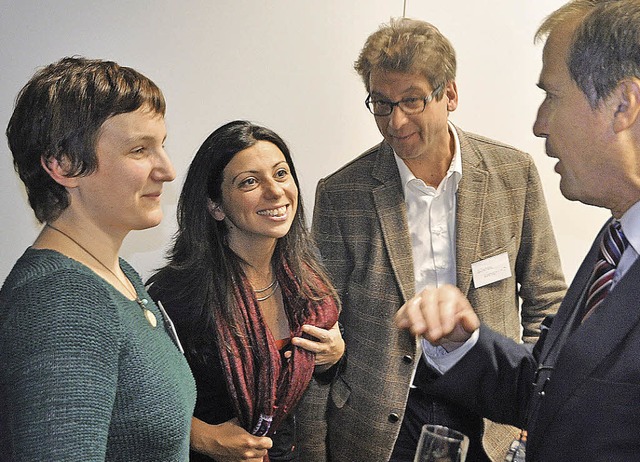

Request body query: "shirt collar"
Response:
[394, 121, 462, 195]
[619, 200, 640, 255]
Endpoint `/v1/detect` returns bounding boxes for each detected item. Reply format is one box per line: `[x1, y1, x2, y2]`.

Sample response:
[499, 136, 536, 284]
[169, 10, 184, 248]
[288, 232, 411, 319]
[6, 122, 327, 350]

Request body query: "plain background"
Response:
[0, 0, 608, 286]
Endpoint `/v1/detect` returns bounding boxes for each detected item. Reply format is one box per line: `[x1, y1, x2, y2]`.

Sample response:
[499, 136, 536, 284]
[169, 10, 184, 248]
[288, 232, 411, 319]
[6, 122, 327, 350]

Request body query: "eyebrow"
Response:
[124, 133, 167, 145]
[369, 86, 426, 99]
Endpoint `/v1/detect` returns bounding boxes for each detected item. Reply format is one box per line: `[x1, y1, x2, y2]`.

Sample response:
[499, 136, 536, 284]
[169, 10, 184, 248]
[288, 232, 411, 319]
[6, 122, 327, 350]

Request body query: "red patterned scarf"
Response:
[214, 257, 339, 448]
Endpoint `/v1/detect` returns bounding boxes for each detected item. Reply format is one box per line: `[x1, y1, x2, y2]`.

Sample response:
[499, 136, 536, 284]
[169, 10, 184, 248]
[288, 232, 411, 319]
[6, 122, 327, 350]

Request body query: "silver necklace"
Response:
[46, 223, 157, 327]
[254, 277, 278, 293]
[254, 277, 279, 302]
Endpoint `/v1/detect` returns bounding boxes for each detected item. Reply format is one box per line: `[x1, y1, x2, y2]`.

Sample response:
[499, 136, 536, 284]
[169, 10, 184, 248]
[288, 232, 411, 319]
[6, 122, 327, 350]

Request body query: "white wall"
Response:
[0, 0, 608, 286]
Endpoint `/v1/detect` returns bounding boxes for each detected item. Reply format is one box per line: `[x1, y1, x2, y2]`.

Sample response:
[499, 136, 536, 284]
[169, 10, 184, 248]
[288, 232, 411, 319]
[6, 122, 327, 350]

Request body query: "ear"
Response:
[207, 198, 226, 221]
[40, 156, 79, 188]
[612, 79, 640, 133]
[444, 81, 458, 112]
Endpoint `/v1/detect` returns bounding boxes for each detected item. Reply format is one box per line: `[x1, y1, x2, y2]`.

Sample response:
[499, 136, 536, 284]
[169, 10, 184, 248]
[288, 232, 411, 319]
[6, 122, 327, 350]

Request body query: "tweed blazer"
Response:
[425, 220, 640, 461]
[297, 125, 567, 462]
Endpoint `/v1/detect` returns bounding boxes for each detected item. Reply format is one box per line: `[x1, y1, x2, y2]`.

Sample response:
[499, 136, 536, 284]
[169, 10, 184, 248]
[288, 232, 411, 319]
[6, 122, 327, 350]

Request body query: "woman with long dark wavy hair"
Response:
[147, 120, 344, 462]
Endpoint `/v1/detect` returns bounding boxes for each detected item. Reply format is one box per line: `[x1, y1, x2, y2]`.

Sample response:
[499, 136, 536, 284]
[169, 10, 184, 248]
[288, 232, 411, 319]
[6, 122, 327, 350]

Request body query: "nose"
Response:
[388, 105, 409, 130]
[153, 148, 176, 182]
[263, 178, 285, 198]
[533, 103, 548, 139]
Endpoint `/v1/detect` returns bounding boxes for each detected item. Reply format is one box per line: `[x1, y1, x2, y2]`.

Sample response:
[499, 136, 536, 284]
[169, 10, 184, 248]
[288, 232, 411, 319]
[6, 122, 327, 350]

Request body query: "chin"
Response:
[136, 213, 164, 230]
[559, 183, 581, 203]
[271, 222, 293, 239]
[393, 147, 420, 161]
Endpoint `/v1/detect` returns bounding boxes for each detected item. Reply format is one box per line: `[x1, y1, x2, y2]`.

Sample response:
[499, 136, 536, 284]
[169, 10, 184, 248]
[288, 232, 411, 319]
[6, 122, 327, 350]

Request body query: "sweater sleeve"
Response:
[0, 268, 122, 461]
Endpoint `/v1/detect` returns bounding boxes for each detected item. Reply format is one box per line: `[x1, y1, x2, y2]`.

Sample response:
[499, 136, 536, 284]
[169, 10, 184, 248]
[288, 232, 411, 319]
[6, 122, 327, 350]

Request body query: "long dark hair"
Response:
[148, 120, 337, 337]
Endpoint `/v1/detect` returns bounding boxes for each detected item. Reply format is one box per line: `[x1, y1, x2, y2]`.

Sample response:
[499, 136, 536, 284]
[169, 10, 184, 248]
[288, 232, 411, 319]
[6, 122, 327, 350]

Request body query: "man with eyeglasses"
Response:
[299, 18, 567, 462]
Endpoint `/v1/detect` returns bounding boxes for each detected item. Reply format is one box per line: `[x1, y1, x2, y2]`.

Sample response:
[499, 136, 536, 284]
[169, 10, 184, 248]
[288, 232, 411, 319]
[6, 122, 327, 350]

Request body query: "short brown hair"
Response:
[354, 17, 456, 98]
[6, 56, 165, 223]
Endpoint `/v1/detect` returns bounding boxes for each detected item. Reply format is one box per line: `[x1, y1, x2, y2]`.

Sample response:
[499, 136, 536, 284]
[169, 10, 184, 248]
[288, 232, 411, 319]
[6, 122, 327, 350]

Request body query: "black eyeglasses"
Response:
[365, 84, 443, 116]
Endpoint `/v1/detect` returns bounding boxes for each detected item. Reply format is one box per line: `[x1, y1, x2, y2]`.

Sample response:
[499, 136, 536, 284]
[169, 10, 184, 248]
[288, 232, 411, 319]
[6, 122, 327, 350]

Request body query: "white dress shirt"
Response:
[394, 121, 462, 294]
[616, 200, 640, 285]
[394, 121, 464, 375]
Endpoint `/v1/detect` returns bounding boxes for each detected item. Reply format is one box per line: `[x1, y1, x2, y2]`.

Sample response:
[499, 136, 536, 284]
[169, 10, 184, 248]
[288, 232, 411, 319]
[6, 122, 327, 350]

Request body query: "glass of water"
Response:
[414, 424, 469, 462]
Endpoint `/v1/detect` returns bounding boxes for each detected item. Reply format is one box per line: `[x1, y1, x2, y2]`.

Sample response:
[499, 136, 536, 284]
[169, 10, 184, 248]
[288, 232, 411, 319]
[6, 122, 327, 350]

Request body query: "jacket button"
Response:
[388, 413, 400, 423]
[402, 354, 413, 364]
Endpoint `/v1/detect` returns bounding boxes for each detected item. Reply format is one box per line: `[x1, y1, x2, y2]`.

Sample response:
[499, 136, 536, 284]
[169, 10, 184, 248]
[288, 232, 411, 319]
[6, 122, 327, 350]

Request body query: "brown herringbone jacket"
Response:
[297, 126, 567, 462]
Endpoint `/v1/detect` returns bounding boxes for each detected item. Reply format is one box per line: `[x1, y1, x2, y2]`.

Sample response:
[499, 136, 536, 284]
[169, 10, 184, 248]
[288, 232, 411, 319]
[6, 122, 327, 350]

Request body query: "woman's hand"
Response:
[190, 417, 272, 462]
[291, 321, 345, 372]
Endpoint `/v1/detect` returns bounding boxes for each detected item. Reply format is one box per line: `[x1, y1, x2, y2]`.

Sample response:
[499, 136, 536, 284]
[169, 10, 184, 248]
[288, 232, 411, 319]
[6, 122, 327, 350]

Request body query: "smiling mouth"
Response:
[390, 132, 415, 141]
[257, 205, 287, 217]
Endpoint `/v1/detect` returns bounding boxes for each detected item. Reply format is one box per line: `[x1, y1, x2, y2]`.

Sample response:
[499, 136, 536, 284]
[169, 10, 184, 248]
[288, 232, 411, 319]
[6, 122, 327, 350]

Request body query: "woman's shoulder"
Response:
[0, 249, 123, 369]
[2, 248, 105, 296]
[1, 248, 124, 330]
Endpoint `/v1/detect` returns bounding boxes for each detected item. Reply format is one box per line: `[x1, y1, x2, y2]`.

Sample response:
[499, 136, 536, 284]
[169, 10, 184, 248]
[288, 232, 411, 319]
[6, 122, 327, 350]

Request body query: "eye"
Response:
[400, 97, 424, 110]
[371, 99, 392, 109]
[538, 92, 554, 106]
[274, 167, 290, 181]
[237, 176, 259, 190]
[537, 85, 555, 103]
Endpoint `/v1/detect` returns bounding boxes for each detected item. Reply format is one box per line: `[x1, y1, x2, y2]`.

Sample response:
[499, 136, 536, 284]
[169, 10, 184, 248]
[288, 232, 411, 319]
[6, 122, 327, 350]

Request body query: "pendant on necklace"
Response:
[44, 224, 159, 328]
[144, 308, 158, 328]
[138, 298, 157, 328]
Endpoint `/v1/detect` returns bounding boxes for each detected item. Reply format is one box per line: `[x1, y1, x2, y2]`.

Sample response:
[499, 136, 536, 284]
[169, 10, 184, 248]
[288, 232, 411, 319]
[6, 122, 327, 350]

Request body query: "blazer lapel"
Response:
[455, 128, 489, 296]
[371, 142, 415, 303]
[536, 228, 603, 365]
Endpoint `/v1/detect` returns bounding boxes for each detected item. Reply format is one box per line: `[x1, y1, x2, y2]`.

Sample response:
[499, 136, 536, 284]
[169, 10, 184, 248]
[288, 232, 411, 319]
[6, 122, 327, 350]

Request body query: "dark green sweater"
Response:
[0, 248, 196, 461]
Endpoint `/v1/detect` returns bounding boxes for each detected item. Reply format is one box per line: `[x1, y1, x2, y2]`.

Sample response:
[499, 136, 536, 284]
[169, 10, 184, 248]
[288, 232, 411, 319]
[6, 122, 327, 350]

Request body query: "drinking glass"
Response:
[413, 424, 469, 462]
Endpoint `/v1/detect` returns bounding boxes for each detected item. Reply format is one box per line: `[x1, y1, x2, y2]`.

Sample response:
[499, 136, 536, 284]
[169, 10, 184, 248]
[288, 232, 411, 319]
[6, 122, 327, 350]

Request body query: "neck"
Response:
[229, 236, 277, 269]
[402, 130, 454, 187]
[242, 259, 276, 288]
[37, 215, 124, 272]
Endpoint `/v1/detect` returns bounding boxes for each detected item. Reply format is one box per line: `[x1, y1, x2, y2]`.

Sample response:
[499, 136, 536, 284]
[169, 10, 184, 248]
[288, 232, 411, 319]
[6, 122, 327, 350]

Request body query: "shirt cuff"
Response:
[421, 329, 480, 375]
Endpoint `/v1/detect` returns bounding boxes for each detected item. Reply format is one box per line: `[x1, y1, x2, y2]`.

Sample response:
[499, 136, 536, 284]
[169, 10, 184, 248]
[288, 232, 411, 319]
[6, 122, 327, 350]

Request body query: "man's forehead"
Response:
[369, 70, 431, 93]
[540, 20, 579, 79]
[542, 13, 586, 64]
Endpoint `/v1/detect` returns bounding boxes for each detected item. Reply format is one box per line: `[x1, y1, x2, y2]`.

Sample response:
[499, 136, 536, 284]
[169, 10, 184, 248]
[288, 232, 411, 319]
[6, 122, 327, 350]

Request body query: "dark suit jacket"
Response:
[426, 220, 640, 461]
[297, 126, 567, 461]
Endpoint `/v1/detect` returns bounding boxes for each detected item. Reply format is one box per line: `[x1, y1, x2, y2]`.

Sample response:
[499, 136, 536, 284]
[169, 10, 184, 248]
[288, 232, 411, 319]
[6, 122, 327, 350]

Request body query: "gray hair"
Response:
[537, 0, 640, 107]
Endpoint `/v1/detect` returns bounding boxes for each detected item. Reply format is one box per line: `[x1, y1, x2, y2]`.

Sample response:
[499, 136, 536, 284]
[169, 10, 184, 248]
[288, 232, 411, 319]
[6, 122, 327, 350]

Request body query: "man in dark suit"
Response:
[395, 1, 640, 461]
[297, 17, 566, 462]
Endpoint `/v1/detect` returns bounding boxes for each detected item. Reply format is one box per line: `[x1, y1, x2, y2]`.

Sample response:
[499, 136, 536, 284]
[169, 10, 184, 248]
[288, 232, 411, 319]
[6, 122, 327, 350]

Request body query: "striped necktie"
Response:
[581, 220, 629, 322]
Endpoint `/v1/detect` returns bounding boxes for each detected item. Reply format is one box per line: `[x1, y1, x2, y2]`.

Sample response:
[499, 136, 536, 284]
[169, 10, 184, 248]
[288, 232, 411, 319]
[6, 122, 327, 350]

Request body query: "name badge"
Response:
[471, 252, 511, 288]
